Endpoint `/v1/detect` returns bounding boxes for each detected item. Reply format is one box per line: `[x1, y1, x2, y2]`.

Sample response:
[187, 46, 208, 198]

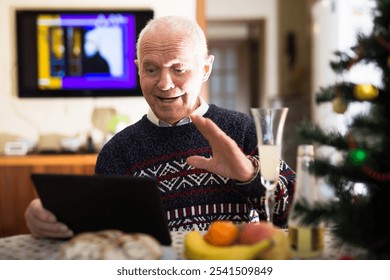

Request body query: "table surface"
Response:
[0, 229, 361, 260]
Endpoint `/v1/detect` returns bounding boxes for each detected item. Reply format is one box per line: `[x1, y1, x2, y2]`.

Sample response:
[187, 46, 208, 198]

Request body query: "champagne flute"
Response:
[250, 107, 288, 223]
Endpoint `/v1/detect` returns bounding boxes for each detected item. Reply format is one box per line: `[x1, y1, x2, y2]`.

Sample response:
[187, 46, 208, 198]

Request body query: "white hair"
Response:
[136, 16, 208, 60]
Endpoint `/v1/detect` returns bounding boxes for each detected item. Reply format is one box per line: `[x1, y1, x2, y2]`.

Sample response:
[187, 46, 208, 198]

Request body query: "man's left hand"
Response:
[186, 114, 256, 182]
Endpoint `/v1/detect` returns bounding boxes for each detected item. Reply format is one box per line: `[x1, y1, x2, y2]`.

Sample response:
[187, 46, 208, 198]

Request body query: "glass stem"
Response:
[265, 188, 275, 224]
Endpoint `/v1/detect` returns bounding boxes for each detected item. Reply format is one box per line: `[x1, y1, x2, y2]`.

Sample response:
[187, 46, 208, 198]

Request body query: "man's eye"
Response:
[173, 68, 186, 73]
[145, 67, 159, 74]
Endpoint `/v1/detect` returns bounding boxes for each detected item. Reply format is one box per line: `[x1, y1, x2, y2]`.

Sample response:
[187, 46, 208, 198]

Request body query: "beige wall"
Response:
[0, 0, 196, 152]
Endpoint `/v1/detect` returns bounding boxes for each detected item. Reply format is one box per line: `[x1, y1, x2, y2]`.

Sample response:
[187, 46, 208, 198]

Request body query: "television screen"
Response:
[16, 9, 153, 98]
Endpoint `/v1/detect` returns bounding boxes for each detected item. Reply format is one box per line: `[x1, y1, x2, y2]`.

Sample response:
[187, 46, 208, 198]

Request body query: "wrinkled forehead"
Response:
[138, 30, 206, 62]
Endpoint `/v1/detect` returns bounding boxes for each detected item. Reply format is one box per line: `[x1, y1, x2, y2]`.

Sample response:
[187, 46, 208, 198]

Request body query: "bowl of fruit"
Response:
[184, 221, 292, 260]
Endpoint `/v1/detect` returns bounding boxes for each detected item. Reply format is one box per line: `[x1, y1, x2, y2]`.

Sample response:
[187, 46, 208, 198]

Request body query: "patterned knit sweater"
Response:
[95, 105, 295, 230]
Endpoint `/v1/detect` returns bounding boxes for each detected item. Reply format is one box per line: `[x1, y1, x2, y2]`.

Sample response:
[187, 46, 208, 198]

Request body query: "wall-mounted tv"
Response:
[16, 9, 153, 98]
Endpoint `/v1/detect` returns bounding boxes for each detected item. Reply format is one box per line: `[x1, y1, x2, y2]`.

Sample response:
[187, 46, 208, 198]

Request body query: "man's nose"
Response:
[157, 69, 175, 91]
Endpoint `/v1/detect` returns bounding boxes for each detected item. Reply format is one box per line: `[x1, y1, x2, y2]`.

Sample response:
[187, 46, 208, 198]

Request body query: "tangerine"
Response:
[203, 221, 238, 246]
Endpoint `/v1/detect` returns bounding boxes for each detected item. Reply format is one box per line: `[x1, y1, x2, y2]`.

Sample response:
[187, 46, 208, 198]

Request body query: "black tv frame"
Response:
[15, 9, 153, 98]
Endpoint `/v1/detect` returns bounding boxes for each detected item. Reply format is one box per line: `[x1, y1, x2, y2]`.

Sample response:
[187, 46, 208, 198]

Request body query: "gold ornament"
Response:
[333, 95, 348, 114]
[353, 84, 379, 100]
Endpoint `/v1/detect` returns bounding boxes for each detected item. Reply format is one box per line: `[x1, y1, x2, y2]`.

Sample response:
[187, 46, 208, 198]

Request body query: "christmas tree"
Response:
[295, 0, 390, 259]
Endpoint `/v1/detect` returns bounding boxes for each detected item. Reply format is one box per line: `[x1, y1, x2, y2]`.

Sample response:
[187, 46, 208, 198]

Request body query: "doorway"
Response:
[207, 20, 265, 114]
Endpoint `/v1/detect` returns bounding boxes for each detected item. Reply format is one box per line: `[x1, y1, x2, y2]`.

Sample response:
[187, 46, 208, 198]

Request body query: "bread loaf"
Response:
[59, 230, 163, 260]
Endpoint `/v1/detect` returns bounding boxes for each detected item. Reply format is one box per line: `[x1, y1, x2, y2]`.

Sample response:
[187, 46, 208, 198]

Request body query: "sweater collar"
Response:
[147, 97, 209, 127]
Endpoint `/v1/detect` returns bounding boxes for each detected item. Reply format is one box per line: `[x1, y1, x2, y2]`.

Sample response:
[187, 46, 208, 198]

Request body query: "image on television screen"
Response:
[37, 13, 136, 90]
[16, 10, 154, 98]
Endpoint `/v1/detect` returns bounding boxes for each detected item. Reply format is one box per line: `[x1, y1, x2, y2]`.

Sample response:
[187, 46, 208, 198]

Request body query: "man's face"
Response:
[135, 32, 213, 125]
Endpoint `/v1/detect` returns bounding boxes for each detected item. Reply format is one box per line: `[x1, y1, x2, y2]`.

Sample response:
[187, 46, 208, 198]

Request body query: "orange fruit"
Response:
[203, 221, 238, 246]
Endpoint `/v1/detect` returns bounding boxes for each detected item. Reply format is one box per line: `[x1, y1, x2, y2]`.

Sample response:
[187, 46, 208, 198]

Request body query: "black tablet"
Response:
[31, 173, 172, 245]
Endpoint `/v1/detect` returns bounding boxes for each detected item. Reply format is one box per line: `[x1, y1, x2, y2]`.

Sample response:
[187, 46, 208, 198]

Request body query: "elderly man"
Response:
[25, 16, 295, 237]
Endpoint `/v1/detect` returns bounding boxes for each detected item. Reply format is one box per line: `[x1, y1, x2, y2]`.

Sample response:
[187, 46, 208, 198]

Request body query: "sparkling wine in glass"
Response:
[250, 107, 289, 223]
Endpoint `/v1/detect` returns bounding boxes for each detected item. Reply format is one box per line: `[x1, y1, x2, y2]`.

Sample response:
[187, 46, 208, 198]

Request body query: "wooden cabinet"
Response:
[0, 154, 97, 237]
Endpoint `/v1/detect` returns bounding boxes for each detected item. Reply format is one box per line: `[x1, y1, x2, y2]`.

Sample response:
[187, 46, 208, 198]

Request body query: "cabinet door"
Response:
[0, 163, 95, 237]
[0, 166, 36, 237]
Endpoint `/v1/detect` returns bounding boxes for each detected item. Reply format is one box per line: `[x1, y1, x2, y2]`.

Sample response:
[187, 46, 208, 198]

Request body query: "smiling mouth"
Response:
[157, 96, 182, 102]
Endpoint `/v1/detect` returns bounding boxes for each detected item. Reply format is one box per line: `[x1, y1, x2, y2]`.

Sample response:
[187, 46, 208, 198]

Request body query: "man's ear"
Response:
[202, 55, 214, 82]
[134, 59, 140, 74]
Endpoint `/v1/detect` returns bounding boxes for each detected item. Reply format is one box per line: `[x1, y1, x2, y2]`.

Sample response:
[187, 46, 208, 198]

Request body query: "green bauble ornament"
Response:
[348, 148, 367, 166]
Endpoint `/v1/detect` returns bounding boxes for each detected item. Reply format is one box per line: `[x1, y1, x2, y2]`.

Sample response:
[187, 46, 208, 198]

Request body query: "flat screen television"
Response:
[16, 9, 153, 98]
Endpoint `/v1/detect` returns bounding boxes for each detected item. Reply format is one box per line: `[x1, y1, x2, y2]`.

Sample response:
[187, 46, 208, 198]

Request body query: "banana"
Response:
[184, 231, 273, 260]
